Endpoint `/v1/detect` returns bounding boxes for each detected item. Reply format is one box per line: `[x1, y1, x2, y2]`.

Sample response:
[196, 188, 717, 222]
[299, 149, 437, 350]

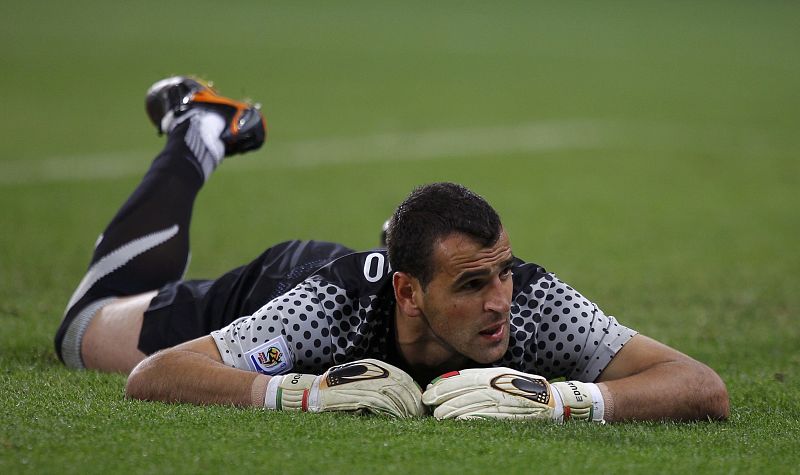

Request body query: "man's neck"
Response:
[393, 305, 469, 386]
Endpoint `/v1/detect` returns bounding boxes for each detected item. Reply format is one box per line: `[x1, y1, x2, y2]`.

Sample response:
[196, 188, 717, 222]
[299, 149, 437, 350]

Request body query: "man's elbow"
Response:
[124, 351, 166, 402]
[695, 363, 730, 421]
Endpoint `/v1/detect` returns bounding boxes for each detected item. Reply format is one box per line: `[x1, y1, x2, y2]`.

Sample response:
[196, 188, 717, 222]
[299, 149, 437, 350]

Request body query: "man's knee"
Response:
[55, 297, 118, 369]
[56, 292, 155, 374]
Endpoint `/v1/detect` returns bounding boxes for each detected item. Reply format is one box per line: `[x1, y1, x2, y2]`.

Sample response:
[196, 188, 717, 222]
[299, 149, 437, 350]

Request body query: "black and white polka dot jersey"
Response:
[211, 249, 637, 382]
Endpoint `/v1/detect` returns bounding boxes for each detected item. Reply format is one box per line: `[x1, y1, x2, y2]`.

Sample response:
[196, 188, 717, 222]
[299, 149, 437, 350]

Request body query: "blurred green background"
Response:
[1, 1, 798, 473]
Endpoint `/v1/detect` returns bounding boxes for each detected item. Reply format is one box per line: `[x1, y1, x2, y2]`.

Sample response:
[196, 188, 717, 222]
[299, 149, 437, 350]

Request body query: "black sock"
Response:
[55, 122, 206, 364]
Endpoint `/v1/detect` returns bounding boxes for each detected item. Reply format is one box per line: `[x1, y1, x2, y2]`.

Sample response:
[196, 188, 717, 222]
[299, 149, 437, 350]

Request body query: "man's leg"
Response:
[81, 292, 156, 373]
[55, 76, 265, 372]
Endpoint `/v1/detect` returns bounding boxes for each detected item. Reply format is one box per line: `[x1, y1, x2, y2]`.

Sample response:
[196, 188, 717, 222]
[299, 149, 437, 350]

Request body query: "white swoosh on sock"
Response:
[65, 225, 180, 312]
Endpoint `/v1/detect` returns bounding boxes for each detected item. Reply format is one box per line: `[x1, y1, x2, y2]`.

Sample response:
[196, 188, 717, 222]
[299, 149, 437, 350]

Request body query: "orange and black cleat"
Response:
[145, 76, 266, 156]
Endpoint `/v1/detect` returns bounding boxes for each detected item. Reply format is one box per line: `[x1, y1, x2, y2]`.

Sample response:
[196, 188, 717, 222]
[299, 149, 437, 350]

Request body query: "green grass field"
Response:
[1, 1, 799, 473]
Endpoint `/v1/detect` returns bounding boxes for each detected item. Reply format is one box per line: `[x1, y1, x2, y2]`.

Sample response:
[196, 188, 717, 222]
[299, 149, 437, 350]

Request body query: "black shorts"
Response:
[138, 240, 354, 354]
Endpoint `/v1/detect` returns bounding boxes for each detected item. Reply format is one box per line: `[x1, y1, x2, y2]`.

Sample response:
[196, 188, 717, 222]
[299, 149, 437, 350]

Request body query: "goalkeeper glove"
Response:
[422, 367, 605, 422]
[264, 359, 425, 418]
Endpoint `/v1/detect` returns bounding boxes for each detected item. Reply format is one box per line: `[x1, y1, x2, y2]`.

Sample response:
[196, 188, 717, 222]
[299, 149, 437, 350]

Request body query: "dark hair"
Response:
[386, 182, 502, 288]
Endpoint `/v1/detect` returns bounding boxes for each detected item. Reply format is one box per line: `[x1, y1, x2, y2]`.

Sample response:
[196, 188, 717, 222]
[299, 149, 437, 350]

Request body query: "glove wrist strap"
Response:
[264, 373, 318, 411]
[551, 381, 605, 422]
[586, 382, 605, 422]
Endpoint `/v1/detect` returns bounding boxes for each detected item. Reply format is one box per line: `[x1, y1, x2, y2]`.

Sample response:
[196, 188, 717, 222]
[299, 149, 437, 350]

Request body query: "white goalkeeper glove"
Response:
[264, 359, 425, 418]
[422, 367, 605, 422]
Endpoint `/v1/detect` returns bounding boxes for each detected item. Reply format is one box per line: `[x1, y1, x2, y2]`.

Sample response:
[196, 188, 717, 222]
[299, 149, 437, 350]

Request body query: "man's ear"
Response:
[393, 272, 422, 318]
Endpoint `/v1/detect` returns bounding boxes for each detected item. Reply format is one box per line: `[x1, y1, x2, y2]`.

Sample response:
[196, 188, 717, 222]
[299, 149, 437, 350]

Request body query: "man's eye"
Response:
[500, 267, 513, 278]
[462, 280, 483, 291]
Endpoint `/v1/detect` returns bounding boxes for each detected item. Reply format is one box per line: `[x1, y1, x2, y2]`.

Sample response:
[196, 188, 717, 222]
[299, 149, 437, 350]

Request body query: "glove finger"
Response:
[357, 402, 400, 418]
[394, 381, 427, 417]
[352, 386, 422, 418]
[440, 400, 552, 421]
[328, 381, 420, 418]
[325, 393, 401, 417]
[457, 411, 540, 421]
[430, 389, 498, 419]
[361, 393, 420, 419]
[422, 371, 491, 404]
[434, 398, 498, 420]
[423, 380, 486, 406]
[379, 387, 415, 417]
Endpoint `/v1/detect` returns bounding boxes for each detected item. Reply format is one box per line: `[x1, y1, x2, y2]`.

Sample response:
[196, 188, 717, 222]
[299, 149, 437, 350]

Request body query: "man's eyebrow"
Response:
[453, 269, 491, 286]
[453, 258, 515, 286]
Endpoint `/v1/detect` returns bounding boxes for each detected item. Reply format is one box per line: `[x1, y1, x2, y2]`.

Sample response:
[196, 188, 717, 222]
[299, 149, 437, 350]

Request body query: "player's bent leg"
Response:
[81, 291, 157, 374]
[54, 127, 204, 368]
[55, 76, 266, 370]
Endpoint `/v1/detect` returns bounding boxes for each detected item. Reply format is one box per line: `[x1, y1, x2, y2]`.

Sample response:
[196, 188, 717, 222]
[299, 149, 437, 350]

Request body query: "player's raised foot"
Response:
[145, 76, 266, 156]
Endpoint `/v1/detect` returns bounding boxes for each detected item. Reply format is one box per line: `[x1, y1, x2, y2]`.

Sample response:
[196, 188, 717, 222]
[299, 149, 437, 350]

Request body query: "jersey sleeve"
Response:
[210, 280, 333, 375]
[210, 250, 395, 376]
[522, 273, 637, 381]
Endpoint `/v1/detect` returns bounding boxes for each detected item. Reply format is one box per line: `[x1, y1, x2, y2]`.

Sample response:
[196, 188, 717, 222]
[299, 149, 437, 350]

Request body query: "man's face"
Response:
[415, 230, 514, 365]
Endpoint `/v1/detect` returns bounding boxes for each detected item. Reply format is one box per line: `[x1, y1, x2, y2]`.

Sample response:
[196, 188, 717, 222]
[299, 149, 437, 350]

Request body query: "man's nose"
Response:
[484, 277, 511, 314]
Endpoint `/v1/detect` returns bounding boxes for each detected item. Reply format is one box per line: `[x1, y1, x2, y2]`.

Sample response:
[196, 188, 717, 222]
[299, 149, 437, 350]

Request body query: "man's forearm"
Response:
[599, 359, 729, 422]
[127, 351, 426, 417]
[126, 348, 269, 407]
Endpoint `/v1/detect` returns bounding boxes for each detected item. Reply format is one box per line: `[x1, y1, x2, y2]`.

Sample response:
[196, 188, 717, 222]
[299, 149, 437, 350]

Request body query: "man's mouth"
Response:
[479, 321, 506, 342]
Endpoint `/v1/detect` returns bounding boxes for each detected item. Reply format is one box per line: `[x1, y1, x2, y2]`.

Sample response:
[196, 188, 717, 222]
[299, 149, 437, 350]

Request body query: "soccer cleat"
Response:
[145, 76, 266, 156]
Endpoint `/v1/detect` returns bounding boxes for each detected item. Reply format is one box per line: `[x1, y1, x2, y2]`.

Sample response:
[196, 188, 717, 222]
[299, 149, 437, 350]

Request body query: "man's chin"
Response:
[472, 329, 510, 363]
[431, 321, 510, 366]
[471, 347, 508, 364]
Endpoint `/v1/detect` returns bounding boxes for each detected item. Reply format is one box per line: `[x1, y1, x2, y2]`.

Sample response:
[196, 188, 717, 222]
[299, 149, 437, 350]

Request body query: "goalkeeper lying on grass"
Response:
[55, 76, 729, 422]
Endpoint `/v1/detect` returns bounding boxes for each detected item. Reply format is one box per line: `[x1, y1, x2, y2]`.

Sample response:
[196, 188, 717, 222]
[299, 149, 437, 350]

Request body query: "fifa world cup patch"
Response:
[245, 336, 292, 375]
